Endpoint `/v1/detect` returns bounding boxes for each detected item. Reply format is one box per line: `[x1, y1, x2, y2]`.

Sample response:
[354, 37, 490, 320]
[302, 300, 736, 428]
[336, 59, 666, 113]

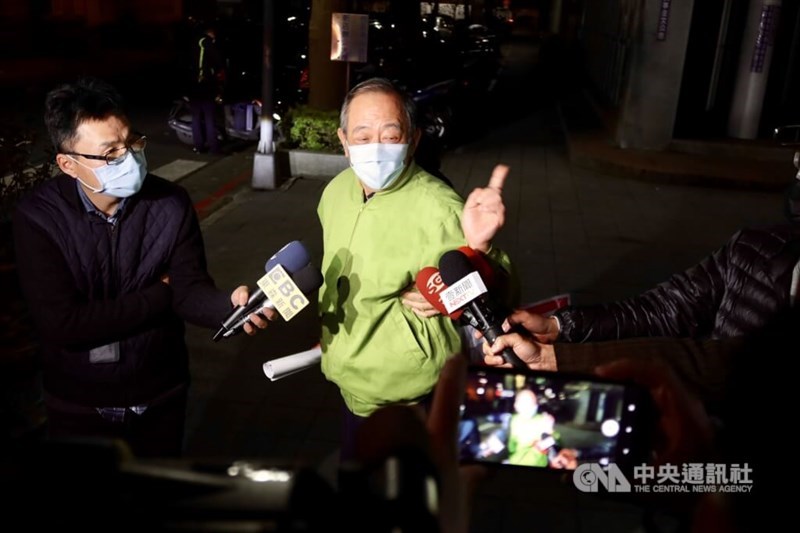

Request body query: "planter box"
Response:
[284, 149, 348, 180]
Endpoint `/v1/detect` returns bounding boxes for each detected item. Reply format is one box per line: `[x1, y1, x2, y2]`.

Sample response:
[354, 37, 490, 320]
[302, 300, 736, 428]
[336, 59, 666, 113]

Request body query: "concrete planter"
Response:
[283, 149, 348, 181]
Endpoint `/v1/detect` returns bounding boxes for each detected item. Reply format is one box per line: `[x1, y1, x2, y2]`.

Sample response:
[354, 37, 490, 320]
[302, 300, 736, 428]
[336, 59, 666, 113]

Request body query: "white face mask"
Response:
[347, 142, 409, 191]
[69, 150, 148, 198]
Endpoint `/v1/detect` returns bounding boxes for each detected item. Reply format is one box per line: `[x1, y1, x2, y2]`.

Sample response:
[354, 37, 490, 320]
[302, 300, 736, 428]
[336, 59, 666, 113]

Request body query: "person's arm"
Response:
[461, 165, 507, 254]
[483, 330, 741, 414]
[460, 164, 517, 307]
[165, 193, 233, 329]
[403, 165, 517, 317]
[554, 235, 736, 342]
[13, 209, 172, 347]
[482, 331, 558, 371]
[355, 355, 482, 533]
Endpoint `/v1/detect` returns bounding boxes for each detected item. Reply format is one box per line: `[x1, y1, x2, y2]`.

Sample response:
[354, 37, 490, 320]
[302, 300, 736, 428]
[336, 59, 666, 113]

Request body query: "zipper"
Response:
[342, 198, 369, 275]
[108, 222, 119, 296]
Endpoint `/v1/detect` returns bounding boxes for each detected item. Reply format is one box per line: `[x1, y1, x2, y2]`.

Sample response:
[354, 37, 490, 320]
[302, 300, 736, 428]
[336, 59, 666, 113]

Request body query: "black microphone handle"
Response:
[221, 288, 266, 330]
[480, 323, 530, 370]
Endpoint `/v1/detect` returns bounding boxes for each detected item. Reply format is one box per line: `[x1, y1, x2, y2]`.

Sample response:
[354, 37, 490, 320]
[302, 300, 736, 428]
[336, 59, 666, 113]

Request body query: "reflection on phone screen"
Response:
[459, 368, 638, 470]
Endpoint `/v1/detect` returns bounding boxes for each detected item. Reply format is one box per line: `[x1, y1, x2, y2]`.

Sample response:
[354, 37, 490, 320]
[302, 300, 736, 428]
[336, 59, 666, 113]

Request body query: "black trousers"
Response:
[45, 389, 187, 458]
[339, 391, 434, 464]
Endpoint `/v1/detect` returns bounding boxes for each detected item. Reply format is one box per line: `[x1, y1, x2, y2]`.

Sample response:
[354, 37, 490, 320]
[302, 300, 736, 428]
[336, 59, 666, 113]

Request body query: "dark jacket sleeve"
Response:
[166, 197, 231, 329]
[554, 234, 736, 342]
[12, 208, 172, 347]
[555, 336, 743, 414]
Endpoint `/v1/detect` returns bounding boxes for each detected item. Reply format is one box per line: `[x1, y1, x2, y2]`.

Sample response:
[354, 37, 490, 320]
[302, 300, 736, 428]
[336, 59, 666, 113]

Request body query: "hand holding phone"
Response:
[595, 358, 714, 466]
[458, 365, 655, 472]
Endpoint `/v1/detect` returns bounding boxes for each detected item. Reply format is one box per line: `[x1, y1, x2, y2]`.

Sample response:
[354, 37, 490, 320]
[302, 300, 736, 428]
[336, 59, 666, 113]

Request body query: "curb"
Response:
[194, 168, 252, 221]
[566, 137, 793, 193]
[557, 100, 795, 193]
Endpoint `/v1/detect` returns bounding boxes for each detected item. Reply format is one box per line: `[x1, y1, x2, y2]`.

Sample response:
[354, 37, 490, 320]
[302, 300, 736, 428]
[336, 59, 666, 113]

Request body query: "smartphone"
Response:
[458, 365, 654, 472]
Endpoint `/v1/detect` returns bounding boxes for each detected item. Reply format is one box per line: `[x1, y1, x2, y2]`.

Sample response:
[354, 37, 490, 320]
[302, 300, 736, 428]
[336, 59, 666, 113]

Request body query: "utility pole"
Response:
[309, 0, 348, 110]
[252, 0, 277, 189]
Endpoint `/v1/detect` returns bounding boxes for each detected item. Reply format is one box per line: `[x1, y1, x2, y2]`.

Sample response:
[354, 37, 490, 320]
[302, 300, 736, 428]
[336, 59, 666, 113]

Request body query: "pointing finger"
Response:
[487, 164, 508, 193]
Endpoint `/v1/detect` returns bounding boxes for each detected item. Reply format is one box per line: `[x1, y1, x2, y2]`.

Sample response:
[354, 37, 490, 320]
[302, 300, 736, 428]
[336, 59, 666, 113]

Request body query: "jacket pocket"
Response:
[390, 306, 429, 368]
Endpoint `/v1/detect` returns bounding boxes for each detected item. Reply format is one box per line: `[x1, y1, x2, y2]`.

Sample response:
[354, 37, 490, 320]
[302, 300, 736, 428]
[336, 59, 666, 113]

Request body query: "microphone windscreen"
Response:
[439, 249, 476, 286]
[415, 266, 463, 320]
[457, 246, 496, 288]
[264, 240, 311, 274]
[291, 263, 324, 293]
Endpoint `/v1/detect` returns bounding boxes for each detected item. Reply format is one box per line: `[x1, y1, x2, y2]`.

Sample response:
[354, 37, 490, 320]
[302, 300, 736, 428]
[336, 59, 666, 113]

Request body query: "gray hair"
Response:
[339, 77, 417, 134]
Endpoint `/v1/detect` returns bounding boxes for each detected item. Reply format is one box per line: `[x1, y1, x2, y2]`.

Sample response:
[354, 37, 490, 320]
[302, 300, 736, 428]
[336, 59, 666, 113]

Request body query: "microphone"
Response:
[457, 245, 514, 298]
[415, 266, 509, 359]
[213, 241, 311, 341]
[438, 250, 527, 369]
[456, 246, 496, 289]
[414, 266, 462, 320]
[216, 263, 324, 339]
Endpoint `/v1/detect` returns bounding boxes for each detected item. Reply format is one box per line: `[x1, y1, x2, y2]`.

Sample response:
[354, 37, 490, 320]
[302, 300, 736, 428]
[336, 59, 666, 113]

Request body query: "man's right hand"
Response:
[503, 309, 560, 343]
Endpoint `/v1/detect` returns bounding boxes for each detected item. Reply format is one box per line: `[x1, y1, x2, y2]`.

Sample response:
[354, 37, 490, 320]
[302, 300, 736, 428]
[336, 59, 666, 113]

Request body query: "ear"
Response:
[337, 128, 349, 157]
[407, 128, 422, 160]
[56, 153, 79, 178]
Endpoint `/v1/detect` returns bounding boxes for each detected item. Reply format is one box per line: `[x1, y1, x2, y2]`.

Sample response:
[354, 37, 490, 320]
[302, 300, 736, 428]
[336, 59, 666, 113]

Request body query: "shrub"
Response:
[280, 105, 341, 153]
[1, 124, 54, 226]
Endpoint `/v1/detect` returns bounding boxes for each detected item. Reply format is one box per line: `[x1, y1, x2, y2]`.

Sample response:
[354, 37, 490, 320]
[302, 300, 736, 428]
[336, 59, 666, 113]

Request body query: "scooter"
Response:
[167, 97, 263, 148]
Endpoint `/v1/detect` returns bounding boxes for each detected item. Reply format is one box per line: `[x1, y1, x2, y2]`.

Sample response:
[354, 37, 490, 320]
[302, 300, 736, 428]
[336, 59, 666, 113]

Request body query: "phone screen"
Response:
[458, 366, 651, 471]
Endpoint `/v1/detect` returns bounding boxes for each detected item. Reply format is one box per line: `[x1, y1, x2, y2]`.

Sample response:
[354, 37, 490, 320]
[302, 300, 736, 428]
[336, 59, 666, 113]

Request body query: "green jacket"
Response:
[507, 413, 558, 467]
[318, 163, 479, 416]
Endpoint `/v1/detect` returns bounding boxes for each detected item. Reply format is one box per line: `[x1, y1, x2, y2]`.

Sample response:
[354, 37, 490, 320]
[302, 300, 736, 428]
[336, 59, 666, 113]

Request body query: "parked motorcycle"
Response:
[167, 10, 307, 151]
[167, 97, 262, 147]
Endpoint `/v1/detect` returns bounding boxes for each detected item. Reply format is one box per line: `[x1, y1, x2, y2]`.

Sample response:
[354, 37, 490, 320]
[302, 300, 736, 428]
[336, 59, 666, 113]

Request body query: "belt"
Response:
[44, 383, 187, 423]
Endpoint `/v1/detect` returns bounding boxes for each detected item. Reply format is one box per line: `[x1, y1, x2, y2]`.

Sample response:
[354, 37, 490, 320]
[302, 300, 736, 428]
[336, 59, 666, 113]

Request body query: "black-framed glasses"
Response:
[63, 134, 147, 166]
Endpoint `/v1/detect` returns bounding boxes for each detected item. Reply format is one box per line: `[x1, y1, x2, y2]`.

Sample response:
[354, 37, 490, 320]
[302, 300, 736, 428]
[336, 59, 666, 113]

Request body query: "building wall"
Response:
[581, 0, 626, 105]
[614, 0, 694, 150]
[579, 0, 695, 150]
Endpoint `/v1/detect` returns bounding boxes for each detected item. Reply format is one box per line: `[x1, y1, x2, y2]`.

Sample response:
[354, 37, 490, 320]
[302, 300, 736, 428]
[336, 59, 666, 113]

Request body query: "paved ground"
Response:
[172, 40, 791, 531]
[3, 30, 791, 532]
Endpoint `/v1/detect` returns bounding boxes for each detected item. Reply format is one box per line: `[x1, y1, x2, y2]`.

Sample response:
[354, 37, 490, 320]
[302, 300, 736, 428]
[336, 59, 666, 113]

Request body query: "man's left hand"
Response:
[462, 164, 508, 253]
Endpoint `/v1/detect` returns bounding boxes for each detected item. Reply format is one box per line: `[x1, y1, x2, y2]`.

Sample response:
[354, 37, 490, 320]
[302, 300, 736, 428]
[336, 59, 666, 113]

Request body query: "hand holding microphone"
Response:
[479, 331, 557, 371]
[229, 285, 274, 336]
[401, 287, 441, 318]
[214, 240, 321, 341]
[436, 249, 527, 369]
[219, 264, 323, 339]
[403, 248, 497, 318]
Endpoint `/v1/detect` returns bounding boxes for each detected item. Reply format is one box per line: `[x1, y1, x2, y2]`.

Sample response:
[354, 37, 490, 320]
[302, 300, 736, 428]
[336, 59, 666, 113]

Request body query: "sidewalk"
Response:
[164, 29, 798, 527]
[559, 91, 797, 192]
[174, 91, 787, 531]
[3, 33, 789, 531]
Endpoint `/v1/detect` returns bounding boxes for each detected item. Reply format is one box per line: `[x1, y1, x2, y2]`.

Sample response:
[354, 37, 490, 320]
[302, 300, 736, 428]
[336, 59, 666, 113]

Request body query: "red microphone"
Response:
[458, 245, 512, 298]
[414, 266, 463, 320]
[457, 246, 495, 287]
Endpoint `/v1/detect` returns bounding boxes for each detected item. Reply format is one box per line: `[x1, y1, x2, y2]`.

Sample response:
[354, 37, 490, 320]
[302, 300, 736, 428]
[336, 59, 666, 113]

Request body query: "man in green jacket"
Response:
[317, 77, 512, 459]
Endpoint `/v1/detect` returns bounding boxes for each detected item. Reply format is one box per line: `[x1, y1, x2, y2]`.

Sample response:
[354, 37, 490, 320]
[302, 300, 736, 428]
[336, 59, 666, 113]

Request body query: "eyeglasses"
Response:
[63, 134, 147, 166]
